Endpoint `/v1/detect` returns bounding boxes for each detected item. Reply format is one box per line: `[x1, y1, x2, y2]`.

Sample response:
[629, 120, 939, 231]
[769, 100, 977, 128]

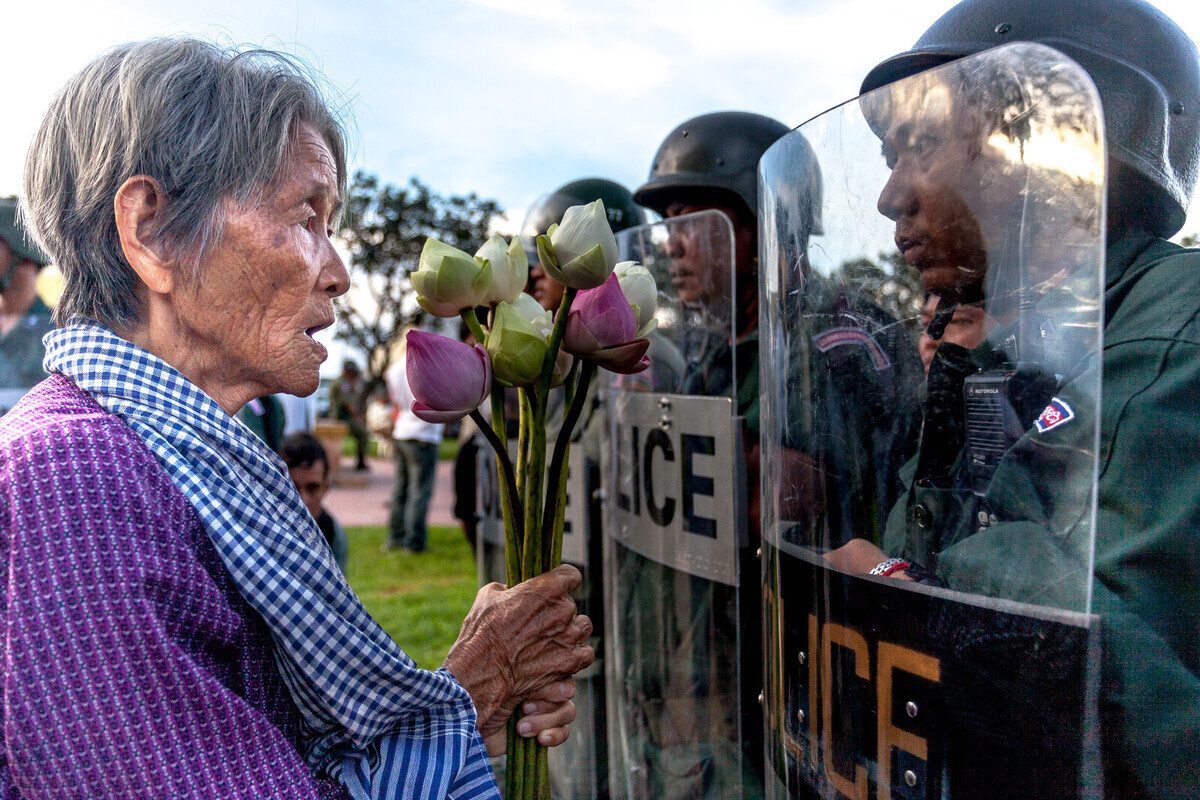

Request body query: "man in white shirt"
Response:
[384, 352, 444, 552]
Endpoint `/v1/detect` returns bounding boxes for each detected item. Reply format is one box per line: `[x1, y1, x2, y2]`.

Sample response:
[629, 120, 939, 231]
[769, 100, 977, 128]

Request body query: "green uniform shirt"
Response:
[888, 230, 1200, 799]
[0, 296, 53, 392]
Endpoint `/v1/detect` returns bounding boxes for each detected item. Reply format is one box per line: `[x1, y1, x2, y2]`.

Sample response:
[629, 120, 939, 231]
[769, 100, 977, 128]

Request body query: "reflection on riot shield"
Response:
[605, 212, 761, 799]
[760, 44, 1105, 799]
[476, 412, 606, 799]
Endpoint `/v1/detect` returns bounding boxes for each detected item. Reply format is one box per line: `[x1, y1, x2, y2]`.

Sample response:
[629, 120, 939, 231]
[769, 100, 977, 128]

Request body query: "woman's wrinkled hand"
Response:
[481, 680, 579, 757]
[442, 564, 594, 746]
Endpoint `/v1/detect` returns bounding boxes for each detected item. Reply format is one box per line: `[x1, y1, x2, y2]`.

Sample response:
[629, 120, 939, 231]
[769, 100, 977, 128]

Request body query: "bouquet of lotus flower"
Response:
[405, 200, 657, 799]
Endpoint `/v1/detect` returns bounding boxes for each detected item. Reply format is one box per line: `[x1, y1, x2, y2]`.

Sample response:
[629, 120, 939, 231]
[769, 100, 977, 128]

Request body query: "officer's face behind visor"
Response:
[863, 68, 1028, 310]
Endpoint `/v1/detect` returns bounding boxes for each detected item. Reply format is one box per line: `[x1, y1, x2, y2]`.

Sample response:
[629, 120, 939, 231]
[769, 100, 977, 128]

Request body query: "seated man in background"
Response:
[282, 432, 349, 573]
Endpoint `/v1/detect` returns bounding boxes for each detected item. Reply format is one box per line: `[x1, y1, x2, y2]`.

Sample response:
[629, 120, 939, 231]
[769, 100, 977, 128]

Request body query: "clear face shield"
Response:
[759, 43, 1105, 799]
[603, 211, 761, 799]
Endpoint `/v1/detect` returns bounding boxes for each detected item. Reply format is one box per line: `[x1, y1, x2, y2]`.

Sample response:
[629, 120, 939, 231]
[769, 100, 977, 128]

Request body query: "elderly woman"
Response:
[0, 39, 592, 798]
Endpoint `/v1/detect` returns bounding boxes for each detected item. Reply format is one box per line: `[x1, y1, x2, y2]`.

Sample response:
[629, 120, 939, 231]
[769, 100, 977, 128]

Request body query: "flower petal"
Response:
[588, 338, 651, 373]
[412, 238, 488, 316]
[486, 302, 550, 386]
[411, 401, 472, 424]
[551, 200, 618, 270]
[615, 261, 658, 333]
[574, 273, 637, 341]
[563, 309, 605, 355]
[552, 243, 614, 290]
[406, 329, 490, 414]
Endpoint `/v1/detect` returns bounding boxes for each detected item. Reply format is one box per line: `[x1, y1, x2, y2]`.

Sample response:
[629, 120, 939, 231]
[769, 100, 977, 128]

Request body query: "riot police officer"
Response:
[599, 111, 790, 800]
[605, 111, 921, 799]
[823, 1, 1200, 796]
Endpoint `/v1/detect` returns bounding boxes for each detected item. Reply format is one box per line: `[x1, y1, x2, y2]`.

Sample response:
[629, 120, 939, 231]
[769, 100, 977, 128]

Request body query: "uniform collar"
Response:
[1105, 227, 1158, 289]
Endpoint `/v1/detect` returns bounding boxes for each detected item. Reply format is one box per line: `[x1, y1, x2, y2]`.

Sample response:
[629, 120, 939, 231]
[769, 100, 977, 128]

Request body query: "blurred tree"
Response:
[1180, 232, 1199, 248]
[336, 172, 502, 397]
[836, 250, 925, 335]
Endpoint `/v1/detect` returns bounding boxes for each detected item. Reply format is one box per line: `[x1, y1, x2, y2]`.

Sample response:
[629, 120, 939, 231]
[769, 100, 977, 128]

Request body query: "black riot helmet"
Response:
[862, 0, 1200, 239]
[520, 177, 644, 241]
[636, 112, 822, 234]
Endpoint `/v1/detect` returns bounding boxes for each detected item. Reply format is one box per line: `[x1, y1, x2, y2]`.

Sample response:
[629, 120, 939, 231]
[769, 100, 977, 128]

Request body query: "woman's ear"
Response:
[114, 175, 174, 295]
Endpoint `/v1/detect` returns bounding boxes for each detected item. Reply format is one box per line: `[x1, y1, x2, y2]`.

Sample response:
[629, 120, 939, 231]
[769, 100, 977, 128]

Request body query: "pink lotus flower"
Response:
[406, 329, 491, 423]
[562, 273, 650, 374]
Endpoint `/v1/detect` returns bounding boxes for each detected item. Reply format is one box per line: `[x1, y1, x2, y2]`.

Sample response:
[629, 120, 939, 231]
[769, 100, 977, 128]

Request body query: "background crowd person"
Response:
[282, 431, 349, 573]
[278, 390, 319, 436]
[0, 196, 52, 413]
[0, 37, 591, 798]
[384, 343, 442, 554]
[328, 359, 370, 471]
[365, 386, 395, 458]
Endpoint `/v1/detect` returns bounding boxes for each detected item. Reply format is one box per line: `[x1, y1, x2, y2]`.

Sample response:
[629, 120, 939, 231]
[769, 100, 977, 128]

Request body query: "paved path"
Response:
[324, 453, 458, 530]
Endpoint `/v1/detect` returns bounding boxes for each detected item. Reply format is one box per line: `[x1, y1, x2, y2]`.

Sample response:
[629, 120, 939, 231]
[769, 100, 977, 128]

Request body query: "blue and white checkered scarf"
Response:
[44, 324, 499, 800]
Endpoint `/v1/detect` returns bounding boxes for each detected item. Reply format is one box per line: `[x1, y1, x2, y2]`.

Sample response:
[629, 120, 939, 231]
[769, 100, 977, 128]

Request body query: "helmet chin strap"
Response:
[925, 299, 959, 342]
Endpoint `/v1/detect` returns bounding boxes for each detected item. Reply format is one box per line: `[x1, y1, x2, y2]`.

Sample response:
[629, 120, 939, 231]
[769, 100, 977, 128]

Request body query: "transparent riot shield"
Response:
[475, 409, 603, 799]
[759, 43, 1105, 800]
[604, 210, 760, 799]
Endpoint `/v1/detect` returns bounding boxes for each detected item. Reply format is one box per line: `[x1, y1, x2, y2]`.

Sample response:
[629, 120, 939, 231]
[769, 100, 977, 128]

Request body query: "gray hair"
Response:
[23, 38, 349, 329]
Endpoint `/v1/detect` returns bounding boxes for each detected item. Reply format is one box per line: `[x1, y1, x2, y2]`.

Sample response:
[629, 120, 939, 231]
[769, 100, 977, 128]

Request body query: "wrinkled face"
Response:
[288, 460, 329, 519]
[662, 200, 748, 308]
[875, 83, 1025, 308]
[175, 121, 348, 400]
[917, 293, 993, 373]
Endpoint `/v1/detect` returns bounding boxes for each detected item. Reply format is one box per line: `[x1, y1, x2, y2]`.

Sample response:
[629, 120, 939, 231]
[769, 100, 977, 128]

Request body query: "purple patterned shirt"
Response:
[0, 375, 349, 799]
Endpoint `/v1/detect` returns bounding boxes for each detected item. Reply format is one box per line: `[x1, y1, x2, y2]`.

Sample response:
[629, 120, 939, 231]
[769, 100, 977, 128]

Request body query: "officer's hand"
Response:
[443, 564, 594, 745]
[481, 680, 579, 757]
[823, 538, 914, 581]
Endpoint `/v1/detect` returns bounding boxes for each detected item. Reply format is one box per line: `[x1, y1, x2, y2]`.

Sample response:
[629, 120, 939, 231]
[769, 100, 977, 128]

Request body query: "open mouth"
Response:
[305, 320, 333, 338]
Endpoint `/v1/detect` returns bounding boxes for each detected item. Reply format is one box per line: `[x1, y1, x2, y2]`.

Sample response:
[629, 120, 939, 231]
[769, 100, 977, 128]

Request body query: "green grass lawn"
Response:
[342, 523, 478, 670]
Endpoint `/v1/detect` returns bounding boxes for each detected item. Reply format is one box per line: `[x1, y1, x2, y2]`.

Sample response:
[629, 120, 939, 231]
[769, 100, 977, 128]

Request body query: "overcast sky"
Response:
[7, 0, 1200, 239]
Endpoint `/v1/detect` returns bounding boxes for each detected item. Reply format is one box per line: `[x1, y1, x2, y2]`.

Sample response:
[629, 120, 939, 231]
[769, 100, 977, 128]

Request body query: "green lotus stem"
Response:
[541, 360, 597, 566]
[517, 386, 530, 494]
[504, 715, 524, 799]
[460, 309, 486, 349]
[546, 446, 569, 579]
[562, 356, 579, 410]
[502, 285, 588, 799]
[535, 745, 550, 800]
[470, 407, 520, 587]
[520, 384, 547, 581]
[537, 286, 578, 398]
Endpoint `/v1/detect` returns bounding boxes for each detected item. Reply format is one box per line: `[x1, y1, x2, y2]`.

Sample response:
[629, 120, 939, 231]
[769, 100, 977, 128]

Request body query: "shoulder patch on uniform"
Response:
[812, 326, 892, 371]
[1034, 397, 1075, 433]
